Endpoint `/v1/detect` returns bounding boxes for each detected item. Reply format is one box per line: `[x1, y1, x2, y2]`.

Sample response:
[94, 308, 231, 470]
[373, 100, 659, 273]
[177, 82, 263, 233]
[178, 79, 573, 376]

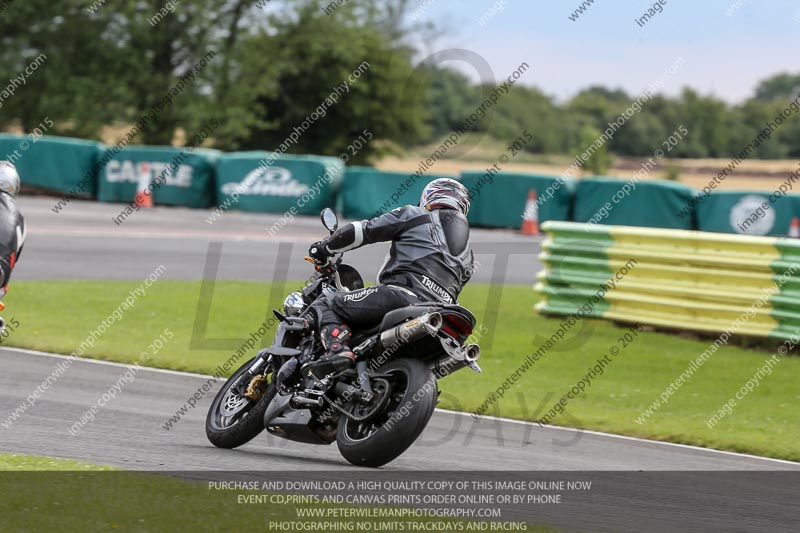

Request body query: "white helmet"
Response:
[0, 161, 20, 198]
[419, 178, 470, 216]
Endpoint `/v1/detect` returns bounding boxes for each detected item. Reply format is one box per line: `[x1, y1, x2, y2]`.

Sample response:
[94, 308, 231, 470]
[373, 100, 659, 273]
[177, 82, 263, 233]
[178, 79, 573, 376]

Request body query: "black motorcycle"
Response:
[205, 208, 482, 467]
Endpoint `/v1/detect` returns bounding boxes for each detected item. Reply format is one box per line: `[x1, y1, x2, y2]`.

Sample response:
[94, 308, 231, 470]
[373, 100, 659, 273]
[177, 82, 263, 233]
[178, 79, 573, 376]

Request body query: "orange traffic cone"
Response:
[521, 189, 540, 236]
[790, 216, 800, 238]
[135, 162, 154, 208]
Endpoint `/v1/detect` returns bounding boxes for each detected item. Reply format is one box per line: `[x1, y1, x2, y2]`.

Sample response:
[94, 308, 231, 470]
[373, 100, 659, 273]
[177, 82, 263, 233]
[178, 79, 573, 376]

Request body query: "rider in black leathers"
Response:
[304, 178, 474, 376]
[0, 161, 25, 303]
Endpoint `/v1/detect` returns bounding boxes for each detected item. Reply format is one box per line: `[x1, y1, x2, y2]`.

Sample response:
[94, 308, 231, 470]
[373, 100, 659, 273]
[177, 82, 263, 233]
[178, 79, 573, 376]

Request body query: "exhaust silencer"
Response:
[380, 312, 442, 349]
[463, 344, 482, 374]
[432, 343, 482, 378]
[463, 344, 481, 362]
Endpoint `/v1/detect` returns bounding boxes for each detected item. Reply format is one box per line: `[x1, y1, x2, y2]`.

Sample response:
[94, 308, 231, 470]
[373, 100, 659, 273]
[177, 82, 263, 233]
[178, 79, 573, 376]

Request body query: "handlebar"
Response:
[304, 253, 342, 274]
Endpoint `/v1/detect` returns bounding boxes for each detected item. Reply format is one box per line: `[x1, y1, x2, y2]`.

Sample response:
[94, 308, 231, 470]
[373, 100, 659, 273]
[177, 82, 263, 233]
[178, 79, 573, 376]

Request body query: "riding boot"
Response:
[302, 324, 356, 377]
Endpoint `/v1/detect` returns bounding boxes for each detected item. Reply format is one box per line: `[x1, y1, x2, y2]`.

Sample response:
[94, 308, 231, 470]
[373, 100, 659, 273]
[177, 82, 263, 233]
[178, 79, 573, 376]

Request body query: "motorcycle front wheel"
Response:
[205, 357, 277, 449]
[336, 358, 437, 468]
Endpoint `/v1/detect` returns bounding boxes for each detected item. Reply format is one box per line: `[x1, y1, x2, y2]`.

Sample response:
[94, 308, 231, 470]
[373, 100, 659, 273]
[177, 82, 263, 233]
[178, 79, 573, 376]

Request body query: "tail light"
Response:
[441, 313, 473, 338]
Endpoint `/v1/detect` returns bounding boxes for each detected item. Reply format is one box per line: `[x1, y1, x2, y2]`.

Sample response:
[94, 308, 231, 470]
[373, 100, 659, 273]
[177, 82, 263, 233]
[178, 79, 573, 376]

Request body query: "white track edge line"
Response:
[434, 408, 800, 466]
[5, 346, 798, 467]
[4, 347, 215, 380]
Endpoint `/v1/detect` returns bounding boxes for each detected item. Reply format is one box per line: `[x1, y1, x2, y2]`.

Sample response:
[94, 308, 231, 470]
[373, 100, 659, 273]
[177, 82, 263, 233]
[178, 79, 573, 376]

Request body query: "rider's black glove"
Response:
[308, 240, 332, 266]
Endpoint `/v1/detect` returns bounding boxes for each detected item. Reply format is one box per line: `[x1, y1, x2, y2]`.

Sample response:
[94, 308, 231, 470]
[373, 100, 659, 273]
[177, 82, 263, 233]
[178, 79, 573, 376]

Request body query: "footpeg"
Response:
[290, 394, 324, 408]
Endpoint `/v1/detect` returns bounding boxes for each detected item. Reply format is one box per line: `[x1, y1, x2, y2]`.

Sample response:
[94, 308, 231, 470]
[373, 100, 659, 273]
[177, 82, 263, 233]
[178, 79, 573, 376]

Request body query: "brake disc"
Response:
[220, 390, 248, 417]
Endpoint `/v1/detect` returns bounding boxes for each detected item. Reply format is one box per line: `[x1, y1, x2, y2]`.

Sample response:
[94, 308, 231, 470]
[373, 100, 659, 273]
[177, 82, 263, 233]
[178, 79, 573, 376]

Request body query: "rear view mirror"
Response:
[321, 208, 338, 233]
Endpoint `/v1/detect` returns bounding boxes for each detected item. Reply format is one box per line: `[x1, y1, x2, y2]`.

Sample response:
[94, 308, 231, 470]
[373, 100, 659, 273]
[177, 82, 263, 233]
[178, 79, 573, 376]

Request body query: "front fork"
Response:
[233, 349, 273, 399]
[236, 315, 313, 398]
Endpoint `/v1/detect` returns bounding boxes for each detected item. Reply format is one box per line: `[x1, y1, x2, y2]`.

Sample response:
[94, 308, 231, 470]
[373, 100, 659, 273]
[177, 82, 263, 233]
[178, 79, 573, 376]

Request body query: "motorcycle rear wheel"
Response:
[336, 358, 437, 468]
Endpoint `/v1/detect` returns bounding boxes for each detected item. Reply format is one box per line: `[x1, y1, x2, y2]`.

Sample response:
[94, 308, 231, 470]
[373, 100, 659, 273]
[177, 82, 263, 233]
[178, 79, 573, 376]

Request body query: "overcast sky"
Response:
[414, 0, 798, 103]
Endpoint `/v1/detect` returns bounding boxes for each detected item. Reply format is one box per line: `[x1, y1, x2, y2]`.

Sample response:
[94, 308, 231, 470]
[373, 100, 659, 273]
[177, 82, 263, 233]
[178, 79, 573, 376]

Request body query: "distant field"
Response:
[377, 136, 800, 193]
[85, 124, 800, 192]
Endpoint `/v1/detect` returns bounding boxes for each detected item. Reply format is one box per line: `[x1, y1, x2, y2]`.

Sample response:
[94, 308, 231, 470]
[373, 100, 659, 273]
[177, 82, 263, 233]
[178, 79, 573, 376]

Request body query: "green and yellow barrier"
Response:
[535, 221, 800, 341]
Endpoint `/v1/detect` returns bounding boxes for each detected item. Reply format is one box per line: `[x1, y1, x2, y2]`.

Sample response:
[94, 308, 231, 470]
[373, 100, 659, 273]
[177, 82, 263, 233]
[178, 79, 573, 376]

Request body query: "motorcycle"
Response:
[205, 208, 482, 467]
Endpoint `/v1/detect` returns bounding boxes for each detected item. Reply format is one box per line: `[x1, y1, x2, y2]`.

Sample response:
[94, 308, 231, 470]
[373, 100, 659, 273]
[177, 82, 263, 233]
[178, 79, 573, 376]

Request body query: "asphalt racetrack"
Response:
[2, 348, 798, 532]
[4, 347, 797, 472]
[16, 198, 542, 284]
[2, 198, 799, 532]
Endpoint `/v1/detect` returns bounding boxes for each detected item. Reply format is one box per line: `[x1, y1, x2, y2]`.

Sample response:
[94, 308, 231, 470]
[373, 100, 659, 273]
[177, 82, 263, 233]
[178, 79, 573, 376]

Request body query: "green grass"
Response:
[3, 280, 800, 461]
[0, 453, 115, 471]
[0, 454, 562, 532]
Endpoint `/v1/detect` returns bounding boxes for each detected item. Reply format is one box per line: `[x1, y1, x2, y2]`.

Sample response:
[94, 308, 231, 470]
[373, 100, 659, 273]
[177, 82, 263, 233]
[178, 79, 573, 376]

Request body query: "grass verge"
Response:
[3, 280, 799, 461]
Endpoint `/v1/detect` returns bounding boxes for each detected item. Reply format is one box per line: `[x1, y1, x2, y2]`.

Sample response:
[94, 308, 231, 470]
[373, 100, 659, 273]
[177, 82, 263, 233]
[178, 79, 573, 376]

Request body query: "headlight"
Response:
[283, 292, 304, 316]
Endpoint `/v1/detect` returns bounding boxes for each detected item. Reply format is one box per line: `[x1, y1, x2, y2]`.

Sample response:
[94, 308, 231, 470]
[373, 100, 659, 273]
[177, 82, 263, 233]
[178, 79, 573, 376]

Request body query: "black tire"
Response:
[336, 358, 437, 468]
[205, 357, 277, 449]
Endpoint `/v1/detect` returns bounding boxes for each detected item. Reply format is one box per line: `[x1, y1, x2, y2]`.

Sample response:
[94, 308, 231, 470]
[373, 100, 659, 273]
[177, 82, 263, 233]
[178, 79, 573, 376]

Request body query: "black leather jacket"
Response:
[322, 205, 474, 304]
